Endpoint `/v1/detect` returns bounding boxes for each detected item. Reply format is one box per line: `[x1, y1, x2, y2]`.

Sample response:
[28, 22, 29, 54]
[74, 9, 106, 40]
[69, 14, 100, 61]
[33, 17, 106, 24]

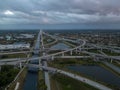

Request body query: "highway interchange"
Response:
[1, 30, 120, 90]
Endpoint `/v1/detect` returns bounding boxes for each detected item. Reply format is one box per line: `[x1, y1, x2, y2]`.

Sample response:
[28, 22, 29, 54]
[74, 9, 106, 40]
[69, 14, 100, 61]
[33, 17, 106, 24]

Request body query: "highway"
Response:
[0, 36, 86, 64]
[43, 61, 51, 90]
[82, 51, 120, 60]
[41, 31, 51, 90]
[87, 43, 120, 53]
[0, 52, 120, 65]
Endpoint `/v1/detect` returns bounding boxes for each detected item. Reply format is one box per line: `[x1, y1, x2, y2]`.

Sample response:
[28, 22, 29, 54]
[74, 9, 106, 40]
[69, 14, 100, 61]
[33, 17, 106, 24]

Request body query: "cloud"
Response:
[4, 10, 14, 15]
[0, 0, 120, 25]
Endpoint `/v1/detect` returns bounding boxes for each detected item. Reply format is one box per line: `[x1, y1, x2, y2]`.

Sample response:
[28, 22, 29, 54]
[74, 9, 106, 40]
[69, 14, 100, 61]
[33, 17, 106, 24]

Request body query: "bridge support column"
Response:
[93, 57, 95, 61]
[39, 58, 42, 70]
[110, 50, 113, 53]
[75, 49, 77, 54]
[39, 58, 42, 65]
[79, 48, 81, 51]
[92, 56, 96, 61]
[100, 48, 102, 52]
[70, 51, 72, 55]
[110, 58, 113, 63]
[0, 66, 1, 72]
[19, 62, 22, 69]
[82, 45, 84, 49]
[51, 56, 54, 60]
[96, 57, 99, 61]
[62, 53, 64, 56]
[78, 48, 81, 54]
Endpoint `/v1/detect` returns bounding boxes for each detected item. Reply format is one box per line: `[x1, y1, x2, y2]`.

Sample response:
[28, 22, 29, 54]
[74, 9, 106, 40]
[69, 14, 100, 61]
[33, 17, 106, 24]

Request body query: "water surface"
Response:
[50, 43, 70, 50]
[68, 65, 120, 88]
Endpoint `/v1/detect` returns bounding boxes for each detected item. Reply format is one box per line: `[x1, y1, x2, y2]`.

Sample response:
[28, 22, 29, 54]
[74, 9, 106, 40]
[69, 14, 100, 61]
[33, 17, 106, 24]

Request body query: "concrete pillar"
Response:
[51, 56, 54, 60]
[110, 58, 113, 63]
[75, 49, 77, 54]
[70, 51, 72, 55]
[39, 58, 42, 66]
[62, 53, 64, 56]
[82, 45, 84, 49]
[0, 66, 1, 71]
[79, 48, 81, 54]
[93, 56, 96, 61]
[19, 62, 22, 69]
[110, 50, 113, 53]
[79, 48, 81, 51]
[96, 57, 99, 61]
[0, 55, 1, 59]
[39, 58, 42, 70]
[100, 48, 102, 52]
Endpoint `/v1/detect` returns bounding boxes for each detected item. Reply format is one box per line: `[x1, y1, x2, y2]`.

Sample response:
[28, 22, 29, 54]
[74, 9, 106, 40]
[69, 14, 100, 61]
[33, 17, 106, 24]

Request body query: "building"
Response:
[16, 34, 34, 39]
[0, 36, 4, 39]
[0, 43, 30, 50]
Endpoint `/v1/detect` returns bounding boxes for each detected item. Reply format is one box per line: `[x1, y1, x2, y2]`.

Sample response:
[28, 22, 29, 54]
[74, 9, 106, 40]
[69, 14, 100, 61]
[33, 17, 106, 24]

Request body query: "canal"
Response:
[68, 65, 120, 88]
[50, 42, 70, 50]
[23, 31, 40, 90]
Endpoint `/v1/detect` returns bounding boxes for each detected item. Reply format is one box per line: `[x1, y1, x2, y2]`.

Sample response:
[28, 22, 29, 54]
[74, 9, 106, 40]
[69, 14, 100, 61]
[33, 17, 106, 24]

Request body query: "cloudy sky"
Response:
[0, 0, 120, 29]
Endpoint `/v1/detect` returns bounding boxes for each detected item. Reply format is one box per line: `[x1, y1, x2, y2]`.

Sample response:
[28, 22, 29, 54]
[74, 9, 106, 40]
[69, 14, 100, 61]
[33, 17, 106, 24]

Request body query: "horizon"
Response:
[1, 23, 120, 30]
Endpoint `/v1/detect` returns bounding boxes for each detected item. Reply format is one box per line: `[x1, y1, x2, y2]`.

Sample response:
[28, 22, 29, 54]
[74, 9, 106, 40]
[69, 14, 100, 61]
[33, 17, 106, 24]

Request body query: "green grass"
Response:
[38, 70, 47, 90]
[48, 50, 63, 54]
[67, 51, 89, 56]
[7, 68, 27, 90]
[112, 61, 120, 68]
[0, 65, 19, 90]
[87, 49, 100, 53]
[63, 41, 76, 48]
[0, 53, 27, 59]
[102, 49, 120, 56]
[51, 74, 98, 90]
[49, 58, 100, 67]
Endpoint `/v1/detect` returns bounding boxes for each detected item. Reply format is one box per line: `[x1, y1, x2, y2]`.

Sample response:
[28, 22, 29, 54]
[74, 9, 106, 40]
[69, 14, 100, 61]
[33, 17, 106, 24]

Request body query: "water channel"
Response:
[68, 65, 120, 88]
[50, 42, 70, 50]
[23, 32, 40, 90]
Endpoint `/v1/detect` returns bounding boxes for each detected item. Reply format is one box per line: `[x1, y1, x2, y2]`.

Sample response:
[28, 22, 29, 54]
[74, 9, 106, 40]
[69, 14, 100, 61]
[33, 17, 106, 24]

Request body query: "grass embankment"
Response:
[7, 68, 27, 90]
[48, 50, 63, 54]
[66, 41, 78, 46]
[63, 41, 76, 48]
[102, 49, 120, 56]
[37, 70, 47, 90]
[48, 58, 98, 67]
[112, 61, 120, 68]
[50, 73, 98, 90]
[66, 51, 89, 56]
[87, 49, 101, 54]
[0, 53, 27, 59]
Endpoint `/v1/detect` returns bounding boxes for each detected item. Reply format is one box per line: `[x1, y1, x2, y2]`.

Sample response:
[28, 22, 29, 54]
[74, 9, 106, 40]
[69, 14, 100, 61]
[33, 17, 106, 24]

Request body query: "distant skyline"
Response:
[1, 23, 120, 30]
[0, 0, 120, 29]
